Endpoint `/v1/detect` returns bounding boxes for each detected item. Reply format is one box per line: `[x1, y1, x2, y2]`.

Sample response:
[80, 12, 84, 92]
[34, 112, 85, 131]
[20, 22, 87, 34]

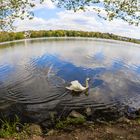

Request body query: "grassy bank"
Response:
[0, 115, 140, 140]
[46, 118, 140, 140]
[0, 30, 140, 44]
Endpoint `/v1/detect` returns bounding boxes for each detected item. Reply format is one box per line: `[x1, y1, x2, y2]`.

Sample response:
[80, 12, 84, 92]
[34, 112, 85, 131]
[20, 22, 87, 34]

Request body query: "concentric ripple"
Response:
[0, 38, 140, 122]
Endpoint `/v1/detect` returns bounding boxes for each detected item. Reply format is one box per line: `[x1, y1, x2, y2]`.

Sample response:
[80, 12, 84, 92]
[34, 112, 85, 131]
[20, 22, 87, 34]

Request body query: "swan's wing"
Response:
[71, 80, 86, 90]
[71, 80, 81, 86]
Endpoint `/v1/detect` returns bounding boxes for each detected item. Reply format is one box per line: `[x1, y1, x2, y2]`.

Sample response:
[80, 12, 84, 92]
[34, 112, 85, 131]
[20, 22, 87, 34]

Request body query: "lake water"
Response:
[0, 38, 140, 125]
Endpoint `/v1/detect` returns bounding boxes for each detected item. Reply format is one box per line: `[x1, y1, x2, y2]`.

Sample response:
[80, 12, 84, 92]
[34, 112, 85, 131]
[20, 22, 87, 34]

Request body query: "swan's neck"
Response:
[85, 80, 89, 88]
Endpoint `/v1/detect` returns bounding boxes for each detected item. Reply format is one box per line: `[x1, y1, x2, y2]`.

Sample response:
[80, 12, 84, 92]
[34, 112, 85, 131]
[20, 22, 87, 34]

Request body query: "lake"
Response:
[0, 38, 140, 125]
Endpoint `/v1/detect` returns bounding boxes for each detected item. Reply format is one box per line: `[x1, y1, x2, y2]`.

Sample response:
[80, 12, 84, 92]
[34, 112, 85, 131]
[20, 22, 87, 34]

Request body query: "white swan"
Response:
[66, 78, 90, 92]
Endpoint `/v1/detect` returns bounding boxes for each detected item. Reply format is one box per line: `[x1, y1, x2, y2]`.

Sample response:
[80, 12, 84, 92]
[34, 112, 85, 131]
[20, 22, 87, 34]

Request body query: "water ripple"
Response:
[0, 38, 140, 122]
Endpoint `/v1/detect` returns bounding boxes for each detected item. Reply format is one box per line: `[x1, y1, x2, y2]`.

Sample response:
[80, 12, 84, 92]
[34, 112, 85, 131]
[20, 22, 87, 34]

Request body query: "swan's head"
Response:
[86, 78, 90, 81]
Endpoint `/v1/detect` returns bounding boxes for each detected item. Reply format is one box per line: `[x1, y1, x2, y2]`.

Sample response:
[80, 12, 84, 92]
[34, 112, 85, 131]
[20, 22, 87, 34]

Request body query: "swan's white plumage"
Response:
[66, 78, 89, 92]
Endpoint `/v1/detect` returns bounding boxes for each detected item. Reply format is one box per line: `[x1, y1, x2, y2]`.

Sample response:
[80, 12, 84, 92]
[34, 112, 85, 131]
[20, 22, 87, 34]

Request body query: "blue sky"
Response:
[15, 0, 140, 39]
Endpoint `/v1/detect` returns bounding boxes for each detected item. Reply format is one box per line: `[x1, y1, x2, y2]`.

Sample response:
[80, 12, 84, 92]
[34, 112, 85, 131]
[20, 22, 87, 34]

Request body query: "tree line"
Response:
[0, 30, 140, 44]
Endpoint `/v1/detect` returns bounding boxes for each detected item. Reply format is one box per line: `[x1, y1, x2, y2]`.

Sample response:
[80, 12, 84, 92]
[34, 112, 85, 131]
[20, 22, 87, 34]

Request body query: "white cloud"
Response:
[15, 9, 140, 39]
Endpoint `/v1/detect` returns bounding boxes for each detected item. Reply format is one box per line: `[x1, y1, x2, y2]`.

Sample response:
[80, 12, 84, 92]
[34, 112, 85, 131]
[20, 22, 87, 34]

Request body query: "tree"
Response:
[0, 0, 35, 31]
[0, 0, 140, 31]
[52, 0, 140, 25]
[0, 30, 140, 44]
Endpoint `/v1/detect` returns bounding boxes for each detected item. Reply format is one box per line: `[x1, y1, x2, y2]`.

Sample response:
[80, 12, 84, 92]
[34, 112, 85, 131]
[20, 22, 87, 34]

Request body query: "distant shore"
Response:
[0, 30, 140, 44]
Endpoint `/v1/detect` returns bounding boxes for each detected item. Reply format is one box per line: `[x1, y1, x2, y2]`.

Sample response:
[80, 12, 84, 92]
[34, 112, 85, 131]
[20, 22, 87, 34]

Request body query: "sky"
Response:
[15, 0, 140, 39]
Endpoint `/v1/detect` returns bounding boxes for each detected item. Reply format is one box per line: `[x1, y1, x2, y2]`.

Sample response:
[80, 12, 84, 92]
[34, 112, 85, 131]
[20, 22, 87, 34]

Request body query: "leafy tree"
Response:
[0, 0, 140, 31]
[0, 0, 35, 31]
[52, 0, 140, 25]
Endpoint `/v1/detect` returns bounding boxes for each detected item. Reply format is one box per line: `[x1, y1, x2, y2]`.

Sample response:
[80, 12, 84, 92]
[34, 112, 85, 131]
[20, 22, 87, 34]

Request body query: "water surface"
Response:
[0, 38, 140, 124]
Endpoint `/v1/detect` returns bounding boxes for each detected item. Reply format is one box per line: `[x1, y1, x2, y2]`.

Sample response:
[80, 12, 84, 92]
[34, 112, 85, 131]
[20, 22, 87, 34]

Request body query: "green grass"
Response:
[136, 118, 140, 124]
[0, 115, 30, 139]
[55, 117, 86, 129]
[0, 114, 86, 138]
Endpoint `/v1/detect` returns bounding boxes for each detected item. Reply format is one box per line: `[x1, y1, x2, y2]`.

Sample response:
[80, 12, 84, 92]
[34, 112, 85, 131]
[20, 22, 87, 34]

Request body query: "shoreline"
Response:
[0, 117, 140, 140]
[0, 30, 140, 45]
